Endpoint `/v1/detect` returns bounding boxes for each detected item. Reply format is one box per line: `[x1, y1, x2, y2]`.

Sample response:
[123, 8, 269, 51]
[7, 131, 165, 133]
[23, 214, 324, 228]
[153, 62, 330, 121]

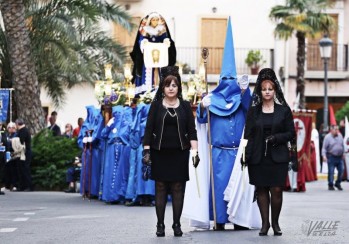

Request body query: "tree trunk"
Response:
[0, 0, 45, 134]
[296, 31, 306, 109]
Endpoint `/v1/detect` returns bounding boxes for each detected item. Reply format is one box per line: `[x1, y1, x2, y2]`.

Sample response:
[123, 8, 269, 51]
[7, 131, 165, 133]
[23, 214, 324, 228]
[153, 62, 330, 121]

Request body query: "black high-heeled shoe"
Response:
[156, 223, 165, 237]
[272, 224, 282, 236]
[259, 223, 270, 236]
[172, 223, 183, 237]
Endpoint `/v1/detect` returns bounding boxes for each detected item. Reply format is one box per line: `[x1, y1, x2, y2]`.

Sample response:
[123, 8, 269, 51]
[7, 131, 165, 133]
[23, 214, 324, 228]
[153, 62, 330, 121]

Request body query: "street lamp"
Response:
[319, 35, 333, 133]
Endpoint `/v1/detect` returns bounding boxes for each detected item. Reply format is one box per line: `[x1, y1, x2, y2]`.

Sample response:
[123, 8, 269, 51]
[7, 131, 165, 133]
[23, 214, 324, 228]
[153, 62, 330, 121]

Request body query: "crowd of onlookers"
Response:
[0, 119, 32, 194]
[0, 111, 84, 195]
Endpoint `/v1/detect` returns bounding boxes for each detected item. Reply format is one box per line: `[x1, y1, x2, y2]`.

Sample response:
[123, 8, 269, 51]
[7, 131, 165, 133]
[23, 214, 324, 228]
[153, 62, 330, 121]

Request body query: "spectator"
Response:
[322, 124, 344, 191]
[2, 122, 19, 191]
[64, 157, 81, 193]
[0, 123, 7, 195]
[73, 118, 84, 138]
[15, 119, 32, 191]
[48, 116, 61, 136]
[63, 123, 73, 138]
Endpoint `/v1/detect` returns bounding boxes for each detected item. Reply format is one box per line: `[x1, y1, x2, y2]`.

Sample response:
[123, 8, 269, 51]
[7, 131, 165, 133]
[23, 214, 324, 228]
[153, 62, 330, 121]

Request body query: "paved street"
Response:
[0, 179, 348, 244]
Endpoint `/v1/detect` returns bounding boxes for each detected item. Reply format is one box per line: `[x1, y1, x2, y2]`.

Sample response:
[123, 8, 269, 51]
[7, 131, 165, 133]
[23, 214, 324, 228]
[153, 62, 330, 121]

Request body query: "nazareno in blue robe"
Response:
[101, 105, 123, 202]
[128, 103, 155, 201]
[101, 106, 132, 202]
[196, 78, 251, 223]
[79, 105, 103, 197]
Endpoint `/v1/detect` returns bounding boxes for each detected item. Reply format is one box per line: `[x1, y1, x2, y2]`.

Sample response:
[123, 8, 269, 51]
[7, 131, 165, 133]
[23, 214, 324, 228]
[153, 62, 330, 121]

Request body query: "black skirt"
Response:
[150, 148, 190, 182]
[248, 157, 289, 187]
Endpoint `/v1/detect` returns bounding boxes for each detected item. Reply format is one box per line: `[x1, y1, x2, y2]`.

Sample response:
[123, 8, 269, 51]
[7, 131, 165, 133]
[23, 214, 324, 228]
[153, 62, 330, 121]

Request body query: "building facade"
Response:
[41, 0, 349, 128]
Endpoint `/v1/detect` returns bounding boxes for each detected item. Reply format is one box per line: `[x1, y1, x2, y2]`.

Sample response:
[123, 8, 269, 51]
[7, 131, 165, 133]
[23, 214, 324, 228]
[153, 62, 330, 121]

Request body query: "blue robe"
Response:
[196, 85, 251, 223]
[101, 106, 132, 202]
[128, 103, 155, 199]
[101, 106, 123, 202]
[79, 106, 103, 197]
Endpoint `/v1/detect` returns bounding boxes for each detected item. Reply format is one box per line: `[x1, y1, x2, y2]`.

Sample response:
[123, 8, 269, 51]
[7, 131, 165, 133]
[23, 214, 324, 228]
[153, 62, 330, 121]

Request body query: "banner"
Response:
[293, 113, 314, 181]
[0, 90, 10, 123]
[142, 41, 170, 68]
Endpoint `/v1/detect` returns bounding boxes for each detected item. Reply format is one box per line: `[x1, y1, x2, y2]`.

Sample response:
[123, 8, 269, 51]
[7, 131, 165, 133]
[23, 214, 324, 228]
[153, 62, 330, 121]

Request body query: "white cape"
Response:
[223, 136, 261, 229]
[311, 128, 321, 173]
[183, 120, 261, 229]
[344, 117, 349, 178]
[182, 121, 210, 229]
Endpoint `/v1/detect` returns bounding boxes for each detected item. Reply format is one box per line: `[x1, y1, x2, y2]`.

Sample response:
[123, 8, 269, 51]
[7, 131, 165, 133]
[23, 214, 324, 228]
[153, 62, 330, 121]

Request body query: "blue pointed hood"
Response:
[209, 17, 241, 116]
[220, 16, 236, 80]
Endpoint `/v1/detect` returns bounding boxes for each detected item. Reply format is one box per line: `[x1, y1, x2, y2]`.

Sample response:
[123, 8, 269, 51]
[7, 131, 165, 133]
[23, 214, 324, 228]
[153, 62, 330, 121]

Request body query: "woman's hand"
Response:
[142, 149, 151, 166]
[191, 149, 200, 168]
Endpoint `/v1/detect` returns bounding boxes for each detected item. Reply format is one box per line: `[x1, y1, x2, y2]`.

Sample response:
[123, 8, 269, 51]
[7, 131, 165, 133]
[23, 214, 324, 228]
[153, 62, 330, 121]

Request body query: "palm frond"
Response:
[10, 0, 134, 106]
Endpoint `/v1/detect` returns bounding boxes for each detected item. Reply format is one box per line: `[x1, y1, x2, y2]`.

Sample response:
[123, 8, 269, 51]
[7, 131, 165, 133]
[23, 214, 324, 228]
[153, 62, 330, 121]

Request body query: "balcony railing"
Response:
[125, 44, 348, 75]
[307, 43, 348, 71]
[125, 46, 274, 75]
[176, 47, 274, 75]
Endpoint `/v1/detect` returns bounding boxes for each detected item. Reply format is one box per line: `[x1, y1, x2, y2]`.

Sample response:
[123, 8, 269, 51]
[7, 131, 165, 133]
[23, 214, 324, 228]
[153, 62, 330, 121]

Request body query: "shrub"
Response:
[335, 101, 349, 122]
[31, 129, 81, 190]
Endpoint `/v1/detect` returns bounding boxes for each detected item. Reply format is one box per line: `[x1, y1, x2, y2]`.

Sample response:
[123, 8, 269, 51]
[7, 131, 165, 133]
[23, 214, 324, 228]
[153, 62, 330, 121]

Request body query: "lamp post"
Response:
[319, 35, 333, 133]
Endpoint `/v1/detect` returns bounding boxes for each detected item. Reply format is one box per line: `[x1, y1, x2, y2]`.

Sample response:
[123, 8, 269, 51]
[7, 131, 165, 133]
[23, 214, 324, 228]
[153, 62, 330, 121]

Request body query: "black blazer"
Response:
[143, 100, 197, 150]
[244, 103, 295, 165]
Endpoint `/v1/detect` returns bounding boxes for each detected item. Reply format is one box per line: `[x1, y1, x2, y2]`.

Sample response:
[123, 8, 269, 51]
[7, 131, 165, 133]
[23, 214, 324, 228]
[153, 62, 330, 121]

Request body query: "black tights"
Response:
[155, 181, 184, 225]
[256, 186, 283, 231]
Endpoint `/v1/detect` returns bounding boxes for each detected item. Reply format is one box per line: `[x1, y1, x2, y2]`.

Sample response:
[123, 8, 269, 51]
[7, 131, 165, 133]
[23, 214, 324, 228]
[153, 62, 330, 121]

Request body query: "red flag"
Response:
[293, 114, 313, 188]
[329, 105, 337, 126]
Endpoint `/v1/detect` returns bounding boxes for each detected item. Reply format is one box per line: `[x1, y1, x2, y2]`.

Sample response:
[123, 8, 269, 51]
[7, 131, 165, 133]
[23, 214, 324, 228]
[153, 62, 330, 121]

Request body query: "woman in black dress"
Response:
[143, 66, 199, 237]
[243, 68, 296, 236]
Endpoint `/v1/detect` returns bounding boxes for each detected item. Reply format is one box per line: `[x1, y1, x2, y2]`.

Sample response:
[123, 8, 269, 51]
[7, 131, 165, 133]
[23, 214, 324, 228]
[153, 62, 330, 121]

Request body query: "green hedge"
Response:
[31, 129, 81, 190]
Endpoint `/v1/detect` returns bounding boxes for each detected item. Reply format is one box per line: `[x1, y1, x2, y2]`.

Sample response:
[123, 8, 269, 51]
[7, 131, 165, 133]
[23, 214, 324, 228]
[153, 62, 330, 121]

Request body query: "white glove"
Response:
[238, 74, 249, 90]
[163, 38, 170, 47]
[82, 137, 88, 144]
[140, 39, 148, 53]
[107, 117, 115, 127]
[201, 93, 212, 108]
[190, 149, 197, 156]
[87, 136, 92, 143]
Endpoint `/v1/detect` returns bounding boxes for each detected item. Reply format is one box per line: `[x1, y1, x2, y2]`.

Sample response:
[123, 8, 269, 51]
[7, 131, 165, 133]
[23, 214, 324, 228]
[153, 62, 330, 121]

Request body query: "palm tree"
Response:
[0, 0, 45, 134]
[0, 0, 133, 133]
[269, 0, 336, 109]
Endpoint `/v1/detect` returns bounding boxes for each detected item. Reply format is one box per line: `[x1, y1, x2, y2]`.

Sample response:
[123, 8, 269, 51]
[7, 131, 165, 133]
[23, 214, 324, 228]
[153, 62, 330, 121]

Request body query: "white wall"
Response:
[39, 0, 348, 121]
[122, 0, 277, 49]
[40, 83, 99, 130]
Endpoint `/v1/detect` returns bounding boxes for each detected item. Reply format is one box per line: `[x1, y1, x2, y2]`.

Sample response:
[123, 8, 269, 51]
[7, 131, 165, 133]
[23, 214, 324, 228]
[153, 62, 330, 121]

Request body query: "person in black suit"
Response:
[15, 119, 33, 191]
[143, 66, 199, 237]
[242, 68, 296, 236]
[48, 116, 61, 136]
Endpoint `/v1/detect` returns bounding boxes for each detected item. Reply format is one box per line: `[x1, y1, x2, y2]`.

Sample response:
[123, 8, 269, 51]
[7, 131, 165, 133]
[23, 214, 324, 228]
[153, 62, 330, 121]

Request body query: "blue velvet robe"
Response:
[101, 106, 132, 202]
[128, 103, 155, 200]
[79, 106, 103, 197]
[196, 86, 251, 223]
